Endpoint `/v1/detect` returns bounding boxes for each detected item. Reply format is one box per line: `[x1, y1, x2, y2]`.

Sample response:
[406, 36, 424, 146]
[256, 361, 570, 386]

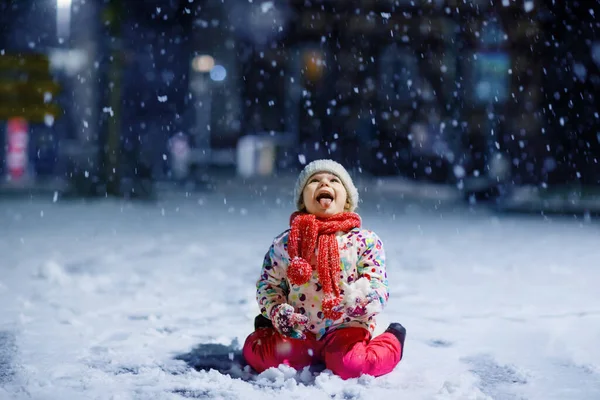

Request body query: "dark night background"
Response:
[0, 0, 599, 212]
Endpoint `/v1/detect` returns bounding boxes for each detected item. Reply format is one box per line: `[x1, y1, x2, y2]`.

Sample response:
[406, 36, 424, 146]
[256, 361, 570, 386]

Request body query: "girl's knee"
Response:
[325, 349, 371, 379]
[325, 345, 398, 379]
[243, 329, 315, 373]
[243, 328, 278, 372]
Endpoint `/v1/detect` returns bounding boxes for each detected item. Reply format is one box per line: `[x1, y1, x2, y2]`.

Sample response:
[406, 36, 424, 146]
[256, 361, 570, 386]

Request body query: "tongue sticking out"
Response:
[319, 198, 333, 208]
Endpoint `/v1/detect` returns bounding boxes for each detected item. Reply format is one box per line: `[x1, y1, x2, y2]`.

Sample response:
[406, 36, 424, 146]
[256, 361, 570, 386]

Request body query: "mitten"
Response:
[269, 303, 309, 339]
[334, 277, 382, 318]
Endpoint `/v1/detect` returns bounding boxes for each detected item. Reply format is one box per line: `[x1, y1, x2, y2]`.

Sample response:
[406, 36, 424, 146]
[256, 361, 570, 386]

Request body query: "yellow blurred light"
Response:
[303, 50, 324, 81]
[192, 55, 215, 72]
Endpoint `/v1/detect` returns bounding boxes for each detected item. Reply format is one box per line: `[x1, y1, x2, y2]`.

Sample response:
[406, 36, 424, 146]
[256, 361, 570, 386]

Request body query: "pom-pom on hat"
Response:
[294, 159, 359, 212]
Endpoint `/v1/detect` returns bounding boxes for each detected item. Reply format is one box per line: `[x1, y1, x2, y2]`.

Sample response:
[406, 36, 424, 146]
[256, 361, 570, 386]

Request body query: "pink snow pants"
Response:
[242, 326, 402, 379]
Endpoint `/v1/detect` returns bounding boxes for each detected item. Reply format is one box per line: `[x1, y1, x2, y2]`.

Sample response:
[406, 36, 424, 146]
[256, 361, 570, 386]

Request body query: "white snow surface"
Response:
[1, 177, 599, 400]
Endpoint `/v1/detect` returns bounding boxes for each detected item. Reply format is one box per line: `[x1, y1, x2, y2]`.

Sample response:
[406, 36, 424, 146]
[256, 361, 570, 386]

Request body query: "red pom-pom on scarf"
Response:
[287, 257, 312, 285]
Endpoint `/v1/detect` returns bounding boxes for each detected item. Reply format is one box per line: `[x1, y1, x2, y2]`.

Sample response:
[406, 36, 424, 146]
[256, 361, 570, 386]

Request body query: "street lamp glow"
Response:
[56, 0, 72, 41]
[57, 0, 72, 8]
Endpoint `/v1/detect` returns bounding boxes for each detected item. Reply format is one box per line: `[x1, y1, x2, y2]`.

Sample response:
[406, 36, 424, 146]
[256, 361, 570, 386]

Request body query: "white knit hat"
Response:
[293, 159, 359, 212]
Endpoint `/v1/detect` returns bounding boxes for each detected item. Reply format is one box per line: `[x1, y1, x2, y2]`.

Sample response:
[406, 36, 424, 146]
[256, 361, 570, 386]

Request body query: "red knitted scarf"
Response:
[287, 211, 362, 320]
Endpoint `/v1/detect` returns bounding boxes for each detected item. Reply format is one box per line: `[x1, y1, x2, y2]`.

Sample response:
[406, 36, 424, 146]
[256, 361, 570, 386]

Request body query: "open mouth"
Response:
[316, 192, 334, 208]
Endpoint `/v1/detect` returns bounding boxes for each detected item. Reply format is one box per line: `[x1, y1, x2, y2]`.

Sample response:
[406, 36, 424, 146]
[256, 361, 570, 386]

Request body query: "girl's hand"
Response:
[269, 304, 309, 339]
[334, 277, 383, 317]
[337, 290, 380, 317]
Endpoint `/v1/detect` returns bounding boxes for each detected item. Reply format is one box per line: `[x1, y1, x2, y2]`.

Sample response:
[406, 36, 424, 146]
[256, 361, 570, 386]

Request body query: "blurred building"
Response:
[231, 0, 539, 182]
[223, 0, 600, 202]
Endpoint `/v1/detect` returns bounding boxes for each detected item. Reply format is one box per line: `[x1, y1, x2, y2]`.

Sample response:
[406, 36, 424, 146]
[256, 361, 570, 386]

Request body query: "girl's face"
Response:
[301, 172, 348, 217]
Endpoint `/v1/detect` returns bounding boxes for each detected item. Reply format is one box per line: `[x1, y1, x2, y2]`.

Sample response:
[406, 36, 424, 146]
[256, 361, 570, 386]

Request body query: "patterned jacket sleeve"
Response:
[256, 238, 290, 319]
[357, 230, 389, 316]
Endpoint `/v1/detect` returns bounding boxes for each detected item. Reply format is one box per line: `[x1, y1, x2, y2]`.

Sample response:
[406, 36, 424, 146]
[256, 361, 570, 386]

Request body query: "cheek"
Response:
[336, 188, 348, 203]
[302, 185, 314, 201]
[301, 192, 308, 206]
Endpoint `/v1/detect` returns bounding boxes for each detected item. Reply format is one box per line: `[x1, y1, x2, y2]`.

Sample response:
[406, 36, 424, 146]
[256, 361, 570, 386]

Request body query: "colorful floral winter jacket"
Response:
[256, 227, 388, 340]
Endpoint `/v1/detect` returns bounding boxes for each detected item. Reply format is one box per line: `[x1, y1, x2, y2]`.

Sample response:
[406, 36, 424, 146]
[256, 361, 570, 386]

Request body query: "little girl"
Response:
[242, 159, 406, 379]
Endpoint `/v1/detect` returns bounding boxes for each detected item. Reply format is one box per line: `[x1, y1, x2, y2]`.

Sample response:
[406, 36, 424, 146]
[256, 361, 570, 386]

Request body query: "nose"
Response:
[318, 178, 331, 187]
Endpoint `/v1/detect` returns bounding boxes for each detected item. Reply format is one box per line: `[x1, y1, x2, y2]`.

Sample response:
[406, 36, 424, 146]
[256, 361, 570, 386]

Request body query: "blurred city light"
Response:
[192, 55, 215, 73]
[209, 65, 227, 82]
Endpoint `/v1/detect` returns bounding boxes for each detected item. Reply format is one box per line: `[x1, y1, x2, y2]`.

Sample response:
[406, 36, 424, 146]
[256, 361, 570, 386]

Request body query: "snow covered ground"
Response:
[1, 176, 599, 400]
